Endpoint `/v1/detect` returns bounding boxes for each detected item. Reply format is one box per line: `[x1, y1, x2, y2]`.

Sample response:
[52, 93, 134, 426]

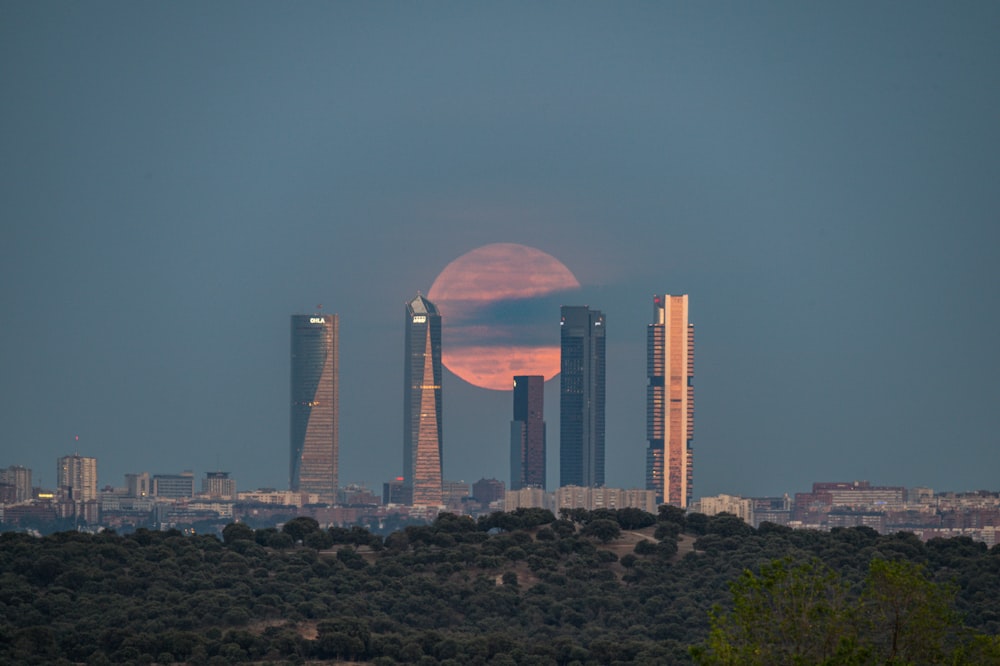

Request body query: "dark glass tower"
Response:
[403, 294, 443, 507]
[559, 306, 606, 488]
[290, 314, 338, 499]
[510, 375, 546, 490]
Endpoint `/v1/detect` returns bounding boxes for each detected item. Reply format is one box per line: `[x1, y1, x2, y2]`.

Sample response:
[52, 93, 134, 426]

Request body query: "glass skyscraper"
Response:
[403, 294, 443, 507]
[645, 294, 694, 507]
[510, 375, 546, 490]
[290, 313, 339, 499]
[559, 305, 606, 488]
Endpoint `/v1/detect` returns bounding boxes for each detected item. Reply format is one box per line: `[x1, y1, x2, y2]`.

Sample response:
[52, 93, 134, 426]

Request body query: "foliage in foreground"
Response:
[691, 557, 995, 665]
[1, 508, 999, 664]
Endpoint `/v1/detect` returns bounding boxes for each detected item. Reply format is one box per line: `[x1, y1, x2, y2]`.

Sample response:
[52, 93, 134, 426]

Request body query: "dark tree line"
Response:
[1, 508, 999, 664]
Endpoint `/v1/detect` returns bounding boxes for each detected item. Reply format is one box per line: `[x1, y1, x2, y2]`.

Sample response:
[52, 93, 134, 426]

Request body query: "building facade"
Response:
[290, 313, 339, 499]
[555, 485, 657, 513]
[0, 465, 32, 503]
[403, 294, 443, 507]
[473, 477, 506, 505]
[125, 472, 151, 498]
[559, 306, 606, 488]
[694, 494, 754, 524]
[152, 471, 194, 499]
[57, 454, 97, 502]
[645, 294, 694, 507]
[510, 375, 546, 490]
[202, 471, 236, 499]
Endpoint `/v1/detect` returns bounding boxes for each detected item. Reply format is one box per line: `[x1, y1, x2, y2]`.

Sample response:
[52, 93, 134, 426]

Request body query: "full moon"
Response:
[428, 243, 580, 391]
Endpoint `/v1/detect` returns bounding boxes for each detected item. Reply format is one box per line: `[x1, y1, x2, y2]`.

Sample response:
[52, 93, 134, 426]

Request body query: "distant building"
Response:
[339, 484, 380, 506]
[201, 471, 236, 499]
[382, 477, 407, 506]
[442, 480, 470, 506]
[0, 465, 32, 503]
[793, 481, 906, 522]
[473, 478, 506, 505]
[750, 496, 792, 528]
[555, 486, 657, 513]
[237, 489, 319, 507]
[510, 375, 546, 490]
[125, 472, 151, 498]
[694, 494, 754, 524]
[403, 294, 443, 507]
[153, 471, 194, 499]
[645, 294, 694, 507]
[505, 487, 554, 512]
[560, 306, 606, 488]
[290, 313, 339, 500]
[57, 454, 98, 502]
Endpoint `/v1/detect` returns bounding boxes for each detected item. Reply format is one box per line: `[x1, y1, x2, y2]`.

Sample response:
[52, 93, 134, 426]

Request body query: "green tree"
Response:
[862, 558, 957, 665]
[581, 519, 621, 543]
[692, 557, 859, 666]
[281, 516, 320, 543]
[221, 522, 255, 545]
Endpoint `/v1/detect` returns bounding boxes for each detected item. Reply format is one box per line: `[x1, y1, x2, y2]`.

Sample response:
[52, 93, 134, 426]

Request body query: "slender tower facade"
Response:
[403, 294, 443, 507]
[510, 375, 546, 490]
[290, 314, 339, 499]
[645, 294, 694, 507]
[559, 306, 606, 488]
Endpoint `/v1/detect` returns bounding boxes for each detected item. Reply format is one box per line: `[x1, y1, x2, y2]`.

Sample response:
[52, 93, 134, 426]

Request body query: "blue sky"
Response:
[2, 2, 998, 497]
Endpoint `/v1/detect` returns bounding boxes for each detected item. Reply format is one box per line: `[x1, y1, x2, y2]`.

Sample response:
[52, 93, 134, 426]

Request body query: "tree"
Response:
[581, 519, 621, 544]
[281, 517, 320, 543]
[862, 558, 957, 664]
[692, 558, 859, 666]
[221, 523, 254, 545]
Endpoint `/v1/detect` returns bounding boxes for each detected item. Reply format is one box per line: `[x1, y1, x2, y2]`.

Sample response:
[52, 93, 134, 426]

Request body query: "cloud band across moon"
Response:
[427, 243, 580, 390]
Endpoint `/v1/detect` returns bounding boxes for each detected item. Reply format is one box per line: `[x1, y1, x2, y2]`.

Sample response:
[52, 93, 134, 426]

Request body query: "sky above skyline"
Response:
[2, 3, 998, 499]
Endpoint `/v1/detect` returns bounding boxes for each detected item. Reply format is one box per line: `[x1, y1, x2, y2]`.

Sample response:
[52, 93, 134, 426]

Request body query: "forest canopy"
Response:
[1, 508, 999, 664]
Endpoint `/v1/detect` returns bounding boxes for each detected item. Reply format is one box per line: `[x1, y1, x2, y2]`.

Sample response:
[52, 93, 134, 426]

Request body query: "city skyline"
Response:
[3, 5, 998, 499]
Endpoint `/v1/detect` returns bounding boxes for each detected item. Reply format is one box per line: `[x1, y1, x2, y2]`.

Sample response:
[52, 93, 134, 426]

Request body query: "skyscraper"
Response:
[290, 313, 339, 499]
[559, 306, 606, 488]
[57, 454, 97, 502]
[645, 294, 694, 507]
[510, 375, 546, 490]
[403, 294, 443, 507]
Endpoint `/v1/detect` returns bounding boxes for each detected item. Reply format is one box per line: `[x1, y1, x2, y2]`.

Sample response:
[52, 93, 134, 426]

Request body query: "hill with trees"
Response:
[1, 507, 999, 664]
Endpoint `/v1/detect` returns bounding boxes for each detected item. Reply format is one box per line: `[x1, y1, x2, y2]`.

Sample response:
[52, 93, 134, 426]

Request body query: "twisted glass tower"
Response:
[290, 314, 339, 499]
[403, 294, 443, 507]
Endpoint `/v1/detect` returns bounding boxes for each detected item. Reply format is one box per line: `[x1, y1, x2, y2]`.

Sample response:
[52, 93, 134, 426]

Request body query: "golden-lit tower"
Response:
[645, 294, 694, 507]
[403, 294, 443, 507]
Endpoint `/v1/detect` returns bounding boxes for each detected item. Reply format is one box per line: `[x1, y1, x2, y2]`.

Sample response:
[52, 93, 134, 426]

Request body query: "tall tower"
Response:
[290, 313, 339, 499]
[57, 454, 97, 502]
[559, 305, 606, 488]
[510, 375, 546, 490]
[403, 294, 443, 507]
[645, 294, 694, 507]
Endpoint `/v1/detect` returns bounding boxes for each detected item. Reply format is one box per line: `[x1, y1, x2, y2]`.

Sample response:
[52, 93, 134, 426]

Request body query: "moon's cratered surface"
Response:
[428, 243, 581, 391]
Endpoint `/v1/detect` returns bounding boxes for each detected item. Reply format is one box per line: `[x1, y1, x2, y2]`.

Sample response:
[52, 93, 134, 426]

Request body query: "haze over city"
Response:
[2, 3, 998, 498]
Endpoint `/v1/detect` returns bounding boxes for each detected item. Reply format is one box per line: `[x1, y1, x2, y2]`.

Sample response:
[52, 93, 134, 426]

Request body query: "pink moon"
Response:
[428, 243, 580, 391]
